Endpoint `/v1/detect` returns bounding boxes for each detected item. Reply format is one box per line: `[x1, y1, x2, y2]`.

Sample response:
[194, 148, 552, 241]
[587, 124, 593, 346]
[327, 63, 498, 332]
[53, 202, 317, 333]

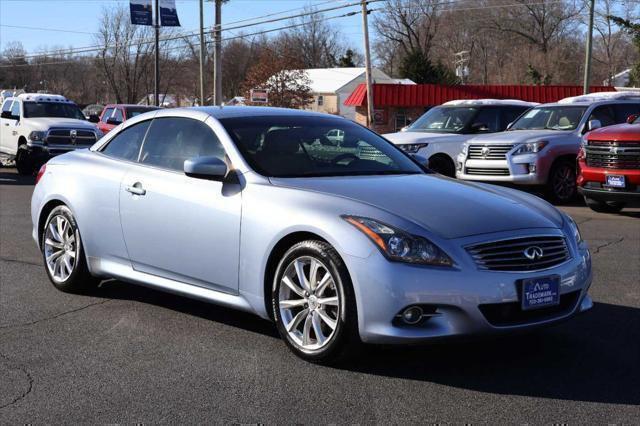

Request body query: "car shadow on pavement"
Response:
[336, 302, 640, 405]
[0, 171, 35, 186]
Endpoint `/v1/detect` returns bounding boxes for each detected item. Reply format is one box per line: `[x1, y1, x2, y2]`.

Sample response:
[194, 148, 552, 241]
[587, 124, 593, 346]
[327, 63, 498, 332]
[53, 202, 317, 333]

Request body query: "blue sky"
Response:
[0, 0, 368, 55]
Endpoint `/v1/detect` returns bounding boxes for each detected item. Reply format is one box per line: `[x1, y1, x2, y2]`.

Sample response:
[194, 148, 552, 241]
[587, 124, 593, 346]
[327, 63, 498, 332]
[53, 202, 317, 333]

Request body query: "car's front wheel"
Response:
[15, 144, 35, 176]
[42, 205, 99, 293]
[272, 240, 359, 363]
[547, 160, 577, 203]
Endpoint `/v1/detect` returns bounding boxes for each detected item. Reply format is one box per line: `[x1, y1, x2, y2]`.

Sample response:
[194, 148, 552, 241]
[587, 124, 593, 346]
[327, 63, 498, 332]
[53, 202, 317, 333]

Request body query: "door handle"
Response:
[125, 183, 146, 196]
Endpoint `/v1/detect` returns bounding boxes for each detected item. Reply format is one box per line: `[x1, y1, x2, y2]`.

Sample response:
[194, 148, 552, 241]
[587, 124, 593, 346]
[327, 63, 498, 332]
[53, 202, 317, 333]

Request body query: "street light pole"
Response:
[199, 0, 205, 105]
[213, 0, 222, 105]
[361, 0, 374, 128]
[583, 0, 595, 95]
[154, 0, 160, 106]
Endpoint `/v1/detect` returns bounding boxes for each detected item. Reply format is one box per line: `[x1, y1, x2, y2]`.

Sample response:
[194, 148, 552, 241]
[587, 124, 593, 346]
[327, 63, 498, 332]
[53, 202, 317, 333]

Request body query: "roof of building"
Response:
[343, 83, 616, 107]
[302, 68, 371, 93]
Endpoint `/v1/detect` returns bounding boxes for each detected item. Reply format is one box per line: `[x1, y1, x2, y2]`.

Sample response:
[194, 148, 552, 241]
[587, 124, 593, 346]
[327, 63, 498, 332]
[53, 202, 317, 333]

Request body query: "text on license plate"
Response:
[606, 175, 625, 188]
[522, 275, 560, 310]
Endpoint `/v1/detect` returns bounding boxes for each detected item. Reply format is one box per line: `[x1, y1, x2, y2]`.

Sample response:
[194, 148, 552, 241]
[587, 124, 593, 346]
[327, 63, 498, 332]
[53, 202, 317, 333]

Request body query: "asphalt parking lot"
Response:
[1, 167, 639, 423]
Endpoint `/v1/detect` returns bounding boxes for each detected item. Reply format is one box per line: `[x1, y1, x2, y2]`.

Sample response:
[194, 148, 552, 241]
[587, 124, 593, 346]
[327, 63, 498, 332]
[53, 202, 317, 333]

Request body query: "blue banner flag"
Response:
[129, 0, 153, 26]
[160, 0, 181, 27]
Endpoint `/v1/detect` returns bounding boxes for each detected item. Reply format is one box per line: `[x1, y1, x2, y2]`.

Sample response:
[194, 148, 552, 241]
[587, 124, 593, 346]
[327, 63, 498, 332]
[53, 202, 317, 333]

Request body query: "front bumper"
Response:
[578, 161, 640, 206]
[456, 152, 550, 185]
[346, 232, 592, 344]
[26, 141, 90, 160]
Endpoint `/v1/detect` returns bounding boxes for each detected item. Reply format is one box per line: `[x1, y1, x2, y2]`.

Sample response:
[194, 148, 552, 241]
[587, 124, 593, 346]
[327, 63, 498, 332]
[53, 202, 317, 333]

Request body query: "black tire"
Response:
[15, 144, 35, 176]
[428, 155, 456, 177]
[41, 205, 100, 293]
[584, 196, 625, 213]
[272, 240, 360, 364]
[547, 159, 577, 204]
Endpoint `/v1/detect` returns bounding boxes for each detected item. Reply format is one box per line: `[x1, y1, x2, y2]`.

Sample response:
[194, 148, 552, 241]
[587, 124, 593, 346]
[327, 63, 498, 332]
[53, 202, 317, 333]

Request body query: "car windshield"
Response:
[126, 106, 158, 119]
[23, 101, 86, 120]
[509, 106, 587, 131]
[406, 106, 478, 133]
[219, 115, 424, 178]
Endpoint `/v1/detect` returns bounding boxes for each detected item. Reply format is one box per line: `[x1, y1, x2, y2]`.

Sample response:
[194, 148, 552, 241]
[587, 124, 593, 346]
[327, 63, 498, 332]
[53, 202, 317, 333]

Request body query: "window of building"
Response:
[317, 95, 324, 106]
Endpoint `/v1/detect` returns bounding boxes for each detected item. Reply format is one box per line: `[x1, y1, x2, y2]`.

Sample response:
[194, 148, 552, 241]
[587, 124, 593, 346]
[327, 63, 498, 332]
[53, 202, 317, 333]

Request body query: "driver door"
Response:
[1, 100, 20, 154]
[119, 116, 241, 293]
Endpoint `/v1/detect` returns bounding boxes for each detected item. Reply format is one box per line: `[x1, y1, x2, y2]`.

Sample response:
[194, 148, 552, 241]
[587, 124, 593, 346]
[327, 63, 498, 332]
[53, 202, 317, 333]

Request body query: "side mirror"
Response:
[627, 114, 638, 124]
[184, 156, 228, 180]
[470, 122, 489, 133]
[587, 119, 602, 131]
[88, 114, 100, 123]
[106, 118, 122, 126]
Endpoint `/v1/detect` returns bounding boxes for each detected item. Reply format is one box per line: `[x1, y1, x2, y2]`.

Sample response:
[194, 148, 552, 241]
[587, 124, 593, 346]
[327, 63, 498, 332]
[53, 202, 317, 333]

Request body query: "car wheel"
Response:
[272, 240, 359, 363]
[584, 196, 625, 213]
[547, 160, 577, 203]
[428, 155, 456, 177]
[15, 144, 35, 176]
[42, 205, 99, 293]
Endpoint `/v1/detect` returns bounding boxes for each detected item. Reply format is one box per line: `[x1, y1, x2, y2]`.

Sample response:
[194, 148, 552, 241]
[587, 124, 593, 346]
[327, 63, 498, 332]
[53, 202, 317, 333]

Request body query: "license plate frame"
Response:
[521, 275, 560, 311]
[605, 175, 626, 188]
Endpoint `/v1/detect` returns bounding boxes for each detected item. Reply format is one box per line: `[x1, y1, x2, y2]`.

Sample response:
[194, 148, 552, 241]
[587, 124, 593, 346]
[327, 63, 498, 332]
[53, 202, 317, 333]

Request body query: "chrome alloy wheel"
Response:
[44, 215, 78, 283]
[552, 163, 576, 200]
[278, 256, 341, 351]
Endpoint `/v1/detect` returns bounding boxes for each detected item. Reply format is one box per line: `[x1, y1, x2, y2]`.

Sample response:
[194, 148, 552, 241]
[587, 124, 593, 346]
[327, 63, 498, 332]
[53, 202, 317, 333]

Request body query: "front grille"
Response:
[479, 290, 580, 326]
[465, 167, 510, 176]
[46, 128, 97, 146]
[466, 236, 570, 271]
[585, 141, 640, 169]
[468, 144, 514, 160]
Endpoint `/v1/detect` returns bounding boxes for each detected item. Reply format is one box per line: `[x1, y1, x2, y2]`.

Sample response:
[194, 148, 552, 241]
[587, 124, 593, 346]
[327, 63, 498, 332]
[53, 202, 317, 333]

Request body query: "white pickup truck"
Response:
[383, 99, 537, 177]
[0, 93, 102, 175]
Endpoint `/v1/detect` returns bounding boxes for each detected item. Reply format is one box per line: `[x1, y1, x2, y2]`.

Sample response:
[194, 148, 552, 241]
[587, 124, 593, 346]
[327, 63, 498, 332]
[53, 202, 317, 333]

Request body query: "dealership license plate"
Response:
[521, 276, 560, 310]
[606, 175, 626, 188]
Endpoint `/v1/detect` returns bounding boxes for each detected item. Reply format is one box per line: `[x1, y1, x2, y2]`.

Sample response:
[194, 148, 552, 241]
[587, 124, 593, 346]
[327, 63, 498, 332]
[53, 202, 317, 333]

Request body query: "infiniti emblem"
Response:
[523, 246, 544, 261]
[481, 146, 491, 158]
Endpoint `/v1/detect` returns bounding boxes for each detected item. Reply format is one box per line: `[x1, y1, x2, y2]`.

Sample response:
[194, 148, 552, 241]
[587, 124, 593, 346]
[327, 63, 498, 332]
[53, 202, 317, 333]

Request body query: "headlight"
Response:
[513, 140, 548, 155]
[343, 215, 453, 266]
[28, 131, 46, 142]
[400, 143, 428, 154]
[566, 215, 583, 245]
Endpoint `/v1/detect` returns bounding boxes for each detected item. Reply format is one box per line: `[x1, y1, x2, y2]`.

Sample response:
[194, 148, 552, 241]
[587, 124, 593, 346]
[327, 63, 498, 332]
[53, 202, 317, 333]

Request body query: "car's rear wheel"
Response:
[272, 240, 359, 363]
[584, 196, 625, 213]
[42, 205, 99, 293]
[15, 144, 35, 176]
[547, 160, 577, 203]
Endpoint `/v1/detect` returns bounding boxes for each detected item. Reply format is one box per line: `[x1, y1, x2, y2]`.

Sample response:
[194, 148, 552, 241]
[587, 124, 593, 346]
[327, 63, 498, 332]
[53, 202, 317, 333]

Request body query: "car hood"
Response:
[270, 174, 563, 239]
[25, 117, 97, 131]
[587, 123, 640, 141]
[470, 129, 572, 144]
[383, 131, 466, 145]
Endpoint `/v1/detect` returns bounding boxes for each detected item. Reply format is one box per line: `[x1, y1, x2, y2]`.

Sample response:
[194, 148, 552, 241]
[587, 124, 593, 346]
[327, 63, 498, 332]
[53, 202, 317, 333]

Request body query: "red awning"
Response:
[343, 84, 616, 107]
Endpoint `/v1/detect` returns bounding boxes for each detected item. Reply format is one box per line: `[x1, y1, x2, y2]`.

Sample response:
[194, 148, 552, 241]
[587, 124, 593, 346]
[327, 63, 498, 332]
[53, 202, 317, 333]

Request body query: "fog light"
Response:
[456, 161, 463, 171]
[529, 163, 536, 173]
[401, 306, 423, 324]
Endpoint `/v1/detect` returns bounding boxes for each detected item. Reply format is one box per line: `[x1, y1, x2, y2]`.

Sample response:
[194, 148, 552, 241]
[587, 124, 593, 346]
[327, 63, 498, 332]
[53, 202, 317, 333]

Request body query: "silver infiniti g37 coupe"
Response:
[31, 107, 593, 363]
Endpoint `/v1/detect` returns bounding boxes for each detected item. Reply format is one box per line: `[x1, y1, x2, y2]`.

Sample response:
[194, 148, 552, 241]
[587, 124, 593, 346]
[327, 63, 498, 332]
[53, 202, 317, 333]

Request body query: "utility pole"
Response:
[199, 0, 205, 105]
[154, 0, 160, 106]
[213, 0, 222, 105]
[361, 0, 374, 127]
[583, 0, 595, 95]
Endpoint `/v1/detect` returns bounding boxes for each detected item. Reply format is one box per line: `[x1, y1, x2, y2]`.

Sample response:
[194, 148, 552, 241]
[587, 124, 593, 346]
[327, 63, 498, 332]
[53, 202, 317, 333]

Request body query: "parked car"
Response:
[456, 92, 640, 202]
[31, 107, 592, 363]
[383, 99, 537, 177]
[0, 93, 102, 175]
[577, 114, 640, 212]
[97, 104, 159, 134]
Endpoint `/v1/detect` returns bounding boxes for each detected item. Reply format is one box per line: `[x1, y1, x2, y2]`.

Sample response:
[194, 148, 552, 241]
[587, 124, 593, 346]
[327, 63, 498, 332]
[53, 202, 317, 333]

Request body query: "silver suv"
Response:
[456, 92, 640, 202]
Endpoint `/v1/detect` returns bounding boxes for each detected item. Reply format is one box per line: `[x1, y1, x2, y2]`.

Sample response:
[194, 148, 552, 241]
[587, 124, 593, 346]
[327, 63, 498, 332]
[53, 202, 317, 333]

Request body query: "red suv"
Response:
[578, 115, 640, 213]
[97, 104, 159, 134]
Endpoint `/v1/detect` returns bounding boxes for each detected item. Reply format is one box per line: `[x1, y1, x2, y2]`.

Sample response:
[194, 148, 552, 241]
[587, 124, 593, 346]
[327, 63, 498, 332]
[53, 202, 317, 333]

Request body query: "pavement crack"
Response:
[0, 351, 33, 410]
[591, 237, 624, 255]
[0, 257, 41, 267]
[0, 299, 113, 332]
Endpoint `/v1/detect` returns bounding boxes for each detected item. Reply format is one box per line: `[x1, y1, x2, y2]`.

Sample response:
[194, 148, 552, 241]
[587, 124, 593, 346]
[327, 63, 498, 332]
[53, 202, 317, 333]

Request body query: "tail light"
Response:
[35, 164, 46, 185]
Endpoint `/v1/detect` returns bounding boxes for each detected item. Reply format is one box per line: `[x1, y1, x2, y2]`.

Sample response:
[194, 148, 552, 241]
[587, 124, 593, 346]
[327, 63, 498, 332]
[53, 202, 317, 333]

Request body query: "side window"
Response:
[588, 105, 615, 127]
[501, 107, 528, 130]
[612, 104, 640, 123]
[1, 100, 12, 114]
[140, 117, 226, 172]
[101, 107, 114, 122]
[10, 101, 20, 118]
[101, 120, 151, 161]
[112, 108, 124, 122]
[472, 108, 500, 132]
